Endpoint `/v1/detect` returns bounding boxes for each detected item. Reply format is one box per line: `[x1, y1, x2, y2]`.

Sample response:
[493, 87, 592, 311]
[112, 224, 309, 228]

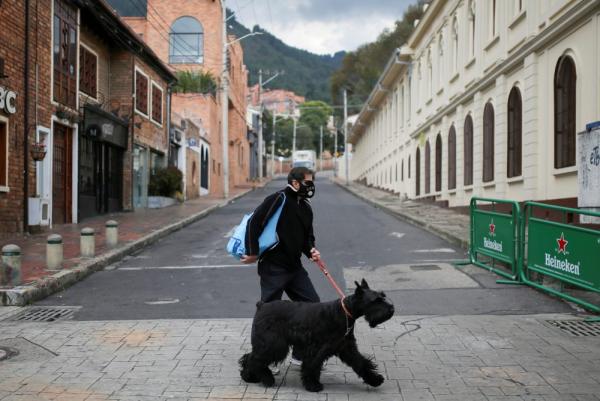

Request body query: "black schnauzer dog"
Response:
[239, 279, 394, 392]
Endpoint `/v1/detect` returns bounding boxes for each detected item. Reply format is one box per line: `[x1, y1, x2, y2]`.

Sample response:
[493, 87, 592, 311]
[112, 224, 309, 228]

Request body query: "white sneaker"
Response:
[270, 364, 280, 375]
[289, 357, 302, 366]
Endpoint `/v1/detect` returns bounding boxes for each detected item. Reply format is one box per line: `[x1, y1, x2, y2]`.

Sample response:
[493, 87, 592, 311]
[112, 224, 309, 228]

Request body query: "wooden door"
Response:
[52, 123, 72, 224]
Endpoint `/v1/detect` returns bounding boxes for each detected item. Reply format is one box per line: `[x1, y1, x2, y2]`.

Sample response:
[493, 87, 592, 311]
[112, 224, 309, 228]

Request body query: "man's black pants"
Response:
[258, 260, 320, 303]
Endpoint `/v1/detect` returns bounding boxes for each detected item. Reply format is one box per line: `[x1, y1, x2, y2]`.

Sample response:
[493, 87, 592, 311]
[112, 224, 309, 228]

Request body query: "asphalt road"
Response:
[39, 173, 572, 319]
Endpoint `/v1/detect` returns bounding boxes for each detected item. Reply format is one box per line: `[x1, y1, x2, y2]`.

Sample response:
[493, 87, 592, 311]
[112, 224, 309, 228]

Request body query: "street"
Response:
[37, 174, 570, 319]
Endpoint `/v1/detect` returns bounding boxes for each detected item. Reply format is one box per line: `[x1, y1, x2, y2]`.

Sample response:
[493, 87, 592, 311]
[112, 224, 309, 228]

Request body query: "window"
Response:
[135, 69, 148, 115]
[427, 50, 433, 99]
[448, 126, 456, 190]
[0, 120, 7, 188]
[483, 102, 495, 182]
[401, 160, 404, 182]
[169, 16, 204, 64]
[53, 0, 77, 108]
[464, 115, 473, 185]
[452, 16, 459, 73]
[415, 148, 421, 196]
[425, 140, 431, 194]
[408, 155, 411, 178]
[435, 134, 442, 192]
[151, 83, 163, 124]
[438, 34, 444, 88]
[507, 87, 522, 178]
[491, 0, 497, 37]
[554, 55, 577, 169]
[79, 45, 97, 98]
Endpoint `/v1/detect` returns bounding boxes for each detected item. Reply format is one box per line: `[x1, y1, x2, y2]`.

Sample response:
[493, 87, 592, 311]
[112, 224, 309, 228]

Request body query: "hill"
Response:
[227, 13, 344, 102]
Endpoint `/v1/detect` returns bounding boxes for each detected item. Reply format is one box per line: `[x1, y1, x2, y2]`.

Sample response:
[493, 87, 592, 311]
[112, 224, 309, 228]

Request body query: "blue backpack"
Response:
[226, 193, 286, 260]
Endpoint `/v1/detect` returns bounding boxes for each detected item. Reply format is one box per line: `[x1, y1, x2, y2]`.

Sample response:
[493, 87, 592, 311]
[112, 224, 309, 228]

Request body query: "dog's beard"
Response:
[365, 304, 395, 328]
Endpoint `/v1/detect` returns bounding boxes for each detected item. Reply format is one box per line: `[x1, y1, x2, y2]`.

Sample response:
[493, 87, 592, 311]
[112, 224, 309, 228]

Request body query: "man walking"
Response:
[241, 166, 321, 365]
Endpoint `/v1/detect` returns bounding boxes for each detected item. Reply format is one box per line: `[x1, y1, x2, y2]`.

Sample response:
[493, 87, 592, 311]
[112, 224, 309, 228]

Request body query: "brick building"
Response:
[0, 0, 175, 237]
[248, 85, 305, 117]
[110, 0, 252, 197]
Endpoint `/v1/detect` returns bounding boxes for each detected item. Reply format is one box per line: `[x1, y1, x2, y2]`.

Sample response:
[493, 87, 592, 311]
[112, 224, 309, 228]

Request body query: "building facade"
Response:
[350, 0, 600, 208]
[0, 0, 175, 237]
[248, 85, 305, 117]
[112, 0, 252, 196]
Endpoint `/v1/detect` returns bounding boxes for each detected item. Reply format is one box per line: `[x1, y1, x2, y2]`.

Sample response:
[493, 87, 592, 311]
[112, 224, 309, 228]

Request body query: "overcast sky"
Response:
[231, 0, 414, 55]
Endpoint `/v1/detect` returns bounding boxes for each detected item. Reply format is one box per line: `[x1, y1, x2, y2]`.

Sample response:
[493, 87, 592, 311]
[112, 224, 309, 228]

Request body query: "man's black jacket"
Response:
[245, 186, 315, 271]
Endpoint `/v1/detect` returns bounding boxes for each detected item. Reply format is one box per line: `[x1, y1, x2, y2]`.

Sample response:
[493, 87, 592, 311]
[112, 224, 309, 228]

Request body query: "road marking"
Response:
[144, 298, 180, 305]
[412, 248, 456, 253]
[119, 264, 247, 271]
[389, 232, 406, 239]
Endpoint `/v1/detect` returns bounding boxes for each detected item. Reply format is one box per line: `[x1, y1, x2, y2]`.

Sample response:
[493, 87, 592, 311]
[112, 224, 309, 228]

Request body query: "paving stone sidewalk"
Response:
[332, 178, 470, 249]
[0, 184, 265, 305]
[0, 312, 599, 401]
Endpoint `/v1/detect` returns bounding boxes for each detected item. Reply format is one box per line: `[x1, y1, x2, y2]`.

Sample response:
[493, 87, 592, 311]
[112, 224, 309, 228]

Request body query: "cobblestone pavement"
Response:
[332, 179, 470, 249]
[1, 313, 599, 401]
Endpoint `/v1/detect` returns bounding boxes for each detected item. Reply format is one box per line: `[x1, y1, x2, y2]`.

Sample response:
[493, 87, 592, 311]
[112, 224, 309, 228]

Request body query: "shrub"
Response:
[149, 166, 183, 197]
[173, 70, 217, 95]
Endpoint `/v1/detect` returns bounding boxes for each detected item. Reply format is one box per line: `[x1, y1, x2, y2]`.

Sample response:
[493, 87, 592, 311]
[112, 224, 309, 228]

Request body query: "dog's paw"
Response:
[364, 373, 384, 387]
[304, 381, 324, 392]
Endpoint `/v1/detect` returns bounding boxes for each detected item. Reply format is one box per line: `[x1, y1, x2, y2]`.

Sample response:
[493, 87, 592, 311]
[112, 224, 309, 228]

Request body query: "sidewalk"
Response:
[0, 184, 266, 306]
[332, 178, 470, 249]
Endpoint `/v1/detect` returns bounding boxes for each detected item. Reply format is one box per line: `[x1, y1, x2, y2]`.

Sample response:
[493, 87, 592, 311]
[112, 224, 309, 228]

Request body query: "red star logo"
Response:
[557, 232, 568, 254]
[489, 220, 496, 236]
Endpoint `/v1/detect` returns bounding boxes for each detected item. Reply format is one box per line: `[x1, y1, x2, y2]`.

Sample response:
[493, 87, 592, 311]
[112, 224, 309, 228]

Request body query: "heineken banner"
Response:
[472, 210, 515, 263]
[527, 218, 600, 291]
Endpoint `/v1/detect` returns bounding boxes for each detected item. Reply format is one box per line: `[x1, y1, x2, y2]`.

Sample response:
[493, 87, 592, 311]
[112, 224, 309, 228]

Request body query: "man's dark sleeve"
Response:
[245, 193, 284, 256]
[302, 204, 316, 259]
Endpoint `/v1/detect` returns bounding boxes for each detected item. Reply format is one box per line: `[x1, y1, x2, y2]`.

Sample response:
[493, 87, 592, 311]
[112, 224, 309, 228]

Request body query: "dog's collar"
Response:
[340, 297, 353, 319]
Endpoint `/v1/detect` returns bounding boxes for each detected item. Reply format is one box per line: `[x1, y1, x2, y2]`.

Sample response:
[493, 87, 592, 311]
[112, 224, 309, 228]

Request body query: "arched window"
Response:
[448, 125, 456, 190]
[483, 102, 495, 182]
[425, 140, 431, 194]
[507, 87, 522, 178]
[170, 16, 204, 64]
[554, 55, 577, 168]
[415, 148, 421, 196]
[435, 134, 442, 192]
[464, 115, 473, 186]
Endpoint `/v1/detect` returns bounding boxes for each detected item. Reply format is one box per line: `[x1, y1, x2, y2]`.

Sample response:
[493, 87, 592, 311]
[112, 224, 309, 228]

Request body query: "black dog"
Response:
[239, 279, 395, 392]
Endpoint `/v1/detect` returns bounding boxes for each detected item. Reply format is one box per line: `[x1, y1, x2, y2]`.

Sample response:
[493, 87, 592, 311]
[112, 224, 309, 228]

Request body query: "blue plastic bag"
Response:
[226, 194, 286, 260]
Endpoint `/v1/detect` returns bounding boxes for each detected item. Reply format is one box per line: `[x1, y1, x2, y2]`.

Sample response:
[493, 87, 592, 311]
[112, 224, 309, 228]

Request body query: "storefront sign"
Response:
[0, 86, 17, 114]
[83, 105, 128, 148]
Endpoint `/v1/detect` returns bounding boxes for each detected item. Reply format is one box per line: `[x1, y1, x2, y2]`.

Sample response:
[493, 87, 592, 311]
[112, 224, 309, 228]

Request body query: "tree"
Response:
[298, 101, 333, 155]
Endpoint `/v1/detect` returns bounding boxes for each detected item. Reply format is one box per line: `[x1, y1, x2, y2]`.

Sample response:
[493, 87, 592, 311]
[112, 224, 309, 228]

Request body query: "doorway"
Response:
[52, 122, 73, 224]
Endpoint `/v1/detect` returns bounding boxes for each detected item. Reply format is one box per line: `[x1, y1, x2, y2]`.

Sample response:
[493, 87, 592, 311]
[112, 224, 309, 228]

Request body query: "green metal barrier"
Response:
[470, 197, 521, 282]
[520, 202, 600, 313]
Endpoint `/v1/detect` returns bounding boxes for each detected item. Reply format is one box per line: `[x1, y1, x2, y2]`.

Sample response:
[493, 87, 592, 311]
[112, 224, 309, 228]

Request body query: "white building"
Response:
[349, 0, 600, 208]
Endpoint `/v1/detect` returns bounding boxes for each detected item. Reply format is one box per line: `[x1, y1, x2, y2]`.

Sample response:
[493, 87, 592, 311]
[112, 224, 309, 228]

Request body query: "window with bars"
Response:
[483, 102, 495, 182]
[507, 87, 522, 178]
[554, 56, 577, 169]
[464, 115, 473, 186]
[151, 83, 163, 124]
[448, 126, 456, 190]
[0, 120, 7, 188]
[425, 140, 431, 194]
[135, 70, 149, 115]
[79, 46, 97, 98]
[53, 0, 77, 108]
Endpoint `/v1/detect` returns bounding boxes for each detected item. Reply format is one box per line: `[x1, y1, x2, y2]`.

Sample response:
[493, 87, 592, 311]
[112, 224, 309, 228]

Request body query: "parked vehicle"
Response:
[292, 150, 317, 171]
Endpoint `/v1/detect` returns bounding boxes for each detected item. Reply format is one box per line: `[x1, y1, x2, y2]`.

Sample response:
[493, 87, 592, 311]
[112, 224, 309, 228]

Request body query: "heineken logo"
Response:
[484, 237, 503, 252]
[489, 220, 496, 237]
[543, 232, 580, 276]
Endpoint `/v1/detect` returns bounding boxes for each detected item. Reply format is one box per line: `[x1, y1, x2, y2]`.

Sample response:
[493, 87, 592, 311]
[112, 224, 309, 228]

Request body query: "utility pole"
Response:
[271, 113, 276, 177]
[221, 0, 229, 198]
[319, 125, 323, 172]
[257, 69, 263, 180]
[292, 117, 297, 156]
[334, 118, 338, 177]
[343, 88, 349, 185]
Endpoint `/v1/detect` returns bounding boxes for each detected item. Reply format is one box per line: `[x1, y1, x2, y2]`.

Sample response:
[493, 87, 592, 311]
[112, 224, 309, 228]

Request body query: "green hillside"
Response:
[227, 13, 344, 102]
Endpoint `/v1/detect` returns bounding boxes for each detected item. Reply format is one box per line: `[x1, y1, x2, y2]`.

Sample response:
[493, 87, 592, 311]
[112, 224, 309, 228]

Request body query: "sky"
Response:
[231, 0, 414, 55]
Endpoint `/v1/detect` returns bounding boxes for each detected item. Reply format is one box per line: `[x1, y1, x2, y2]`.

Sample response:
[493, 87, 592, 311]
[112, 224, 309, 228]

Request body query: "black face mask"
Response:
[297, 180, 315, 198]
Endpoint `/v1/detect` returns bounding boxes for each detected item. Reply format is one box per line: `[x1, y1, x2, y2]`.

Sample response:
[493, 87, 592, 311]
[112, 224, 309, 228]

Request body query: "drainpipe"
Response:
[130, 55, 135, 211]
[23, 0, 31, 233]
[166, 82, 172, 167]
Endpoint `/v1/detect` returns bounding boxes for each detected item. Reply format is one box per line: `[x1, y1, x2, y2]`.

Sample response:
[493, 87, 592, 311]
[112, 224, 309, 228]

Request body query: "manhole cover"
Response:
[547, 320, 600, 337]
[410, 264, 442, 271]
[8, 307, 79, 322]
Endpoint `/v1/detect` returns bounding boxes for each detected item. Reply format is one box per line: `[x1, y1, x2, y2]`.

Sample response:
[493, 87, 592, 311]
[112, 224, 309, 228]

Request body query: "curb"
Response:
[332, 179, 469, 250]
[0, 188, 255, 306]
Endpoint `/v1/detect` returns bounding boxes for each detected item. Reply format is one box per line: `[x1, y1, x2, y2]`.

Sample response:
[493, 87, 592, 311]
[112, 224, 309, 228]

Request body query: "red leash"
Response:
[314, 259, 353, 319]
